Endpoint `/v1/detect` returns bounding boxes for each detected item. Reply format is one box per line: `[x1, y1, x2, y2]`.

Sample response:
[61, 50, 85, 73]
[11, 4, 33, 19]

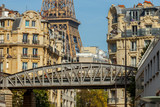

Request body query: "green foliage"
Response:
[140, 43, 150, 60]
[12, 89, 51, 107]
[127, 76, 135, 107]
[76, 89, 108, 107]
[12, 89, 25, 107]
[33, 89, 50, 107]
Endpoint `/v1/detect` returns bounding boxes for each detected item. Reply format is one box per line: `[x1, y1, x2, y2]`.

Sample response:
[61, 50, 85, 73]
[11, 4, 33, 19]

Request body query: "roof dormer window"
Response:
[112, 14, 118, 23]
[145, 10, 150, 15]
[130, 11, 139, 21]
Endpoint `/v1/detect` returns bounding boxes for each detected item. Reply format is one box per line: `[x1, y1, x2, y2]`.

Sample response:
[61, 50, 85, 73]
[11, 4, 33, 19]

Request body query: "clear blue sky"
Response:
[1, 0, 160, 52]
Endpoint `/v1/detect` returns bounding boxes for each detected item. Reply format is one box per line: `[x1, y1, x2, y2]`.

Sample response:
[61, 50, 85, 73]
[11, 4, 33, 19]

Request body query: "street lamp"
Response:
[110, 18, 128, 107]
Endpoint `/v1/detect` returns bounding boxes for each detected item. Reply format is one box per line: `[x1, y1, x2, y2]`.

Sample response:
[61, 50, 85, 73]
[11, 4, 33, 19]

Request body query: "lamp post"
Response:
[124, 21, 127, 107]
[110, 19, 127, 107]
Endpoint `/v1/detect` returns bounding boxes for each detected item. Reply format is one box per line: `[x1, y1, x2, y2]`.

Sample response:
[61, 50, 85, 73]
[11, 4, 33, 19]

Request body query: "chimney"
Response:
[2, 4, 5, 11]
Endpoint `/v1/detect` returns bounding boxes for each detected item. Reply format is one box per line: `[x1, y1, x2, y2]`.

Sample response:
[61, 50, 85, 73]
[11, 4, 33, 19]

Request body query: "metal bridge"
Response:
[0, 63, 136, 89]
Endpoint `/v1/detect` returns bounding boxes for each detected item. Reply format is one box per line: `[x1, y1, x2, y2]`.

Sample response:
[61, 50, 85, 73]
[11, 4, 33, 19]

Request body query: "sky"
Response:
[1, 0, 160, 52]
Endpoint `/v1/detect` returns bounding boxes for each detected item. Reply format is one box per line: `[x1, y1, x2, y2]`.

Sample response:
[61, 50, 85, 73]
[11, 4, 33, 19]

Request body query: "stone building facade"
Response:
[0, 4, 76, 107]
[136, 38, 160, 107]
[107, 1, 160, 107]
[0, 10, 59, 74]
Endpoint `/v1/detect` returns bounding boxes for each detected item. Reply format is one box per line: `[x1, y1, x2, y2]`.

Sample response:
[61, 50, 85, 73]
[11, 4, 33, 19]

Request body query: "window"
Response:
[7, 34, 9, 40]
[132, 26, 137, 35]
[33, 48, 38, 56]
[33, 34, 38, 44]
[111, 59, 116, 64]
[150, 60, 152, 77]
[111, 90, 116, 98]
[110, 43, 117, 52]
[32, 63, 38, 68]
[146, 25, 152, 35]
[144, 40, 151, 47]
[131, 41, 136, 51]
[23, 33, 28, 43]
[73, 36, 77, 43]
[145, 10, 150, 15]
[75, 44, 79, 53]
[7, 20, 9, 26]
[112, 14, 118, 23]
[0, 62, 3, 72]
[153, 56, 155, 75]
[0, 48, 3, 57]
[23, 48, 28, 56]
[130, 11, 138, 21]
[131, 57, 136, 67]
[157, 51, 159, 71]
[7, 48, 9, 54]
[22, 62, 27, 70]
[0, 21, 4, 27]
[25, 20, 29, 27]
[32, 21, 36, 27]
[0, 35, 4, 43]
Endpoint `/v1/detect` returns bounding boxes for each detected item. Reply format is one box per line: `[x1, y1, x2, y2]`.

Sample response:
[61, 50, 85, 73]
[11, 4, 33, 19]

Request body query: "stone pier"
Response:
[0, 89, 12, 107]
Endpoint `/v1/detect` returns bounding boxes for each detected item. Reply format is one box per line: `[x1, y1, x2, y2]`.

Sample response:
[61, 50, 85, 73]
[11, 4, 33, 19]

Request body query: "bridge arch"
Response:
[0, 63, 136, 89]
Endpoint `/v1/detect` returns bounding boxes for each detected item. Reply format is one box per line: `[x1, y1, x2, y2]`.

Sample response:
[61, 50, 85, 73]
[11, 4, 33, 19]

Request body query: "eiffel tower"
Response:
[41, 0, 82, 58]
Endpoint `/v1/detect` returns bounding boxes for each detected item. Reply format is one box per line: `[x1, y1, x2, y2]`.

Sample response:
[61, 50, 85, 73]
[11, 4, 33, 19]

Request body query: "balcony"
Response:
[21, 54, 30, 59]
[32, 40, 39, 45]
[130, 48, 137, 51]
[122, 29, 160, 37]
[31, 55, 40, 59]
[22, 39, 30, 44]
[0, 40, 4, 44]
[107, 98, 119, 104]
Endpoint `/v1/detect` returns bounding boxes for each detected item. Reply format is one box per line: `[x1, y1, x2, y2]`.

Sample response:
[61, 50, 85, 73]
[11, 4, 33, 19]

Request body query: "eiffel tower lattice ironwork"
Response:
[41, 0, 82, 58]
[41, 0, 76, 18]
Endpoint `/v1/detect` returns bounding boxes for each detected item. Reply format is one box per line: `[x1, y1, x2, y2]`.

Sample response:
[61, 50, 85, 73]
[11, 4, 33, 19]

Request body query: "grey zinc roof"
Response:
[114, 6, 122, 14]
[12, 18, 21, 30]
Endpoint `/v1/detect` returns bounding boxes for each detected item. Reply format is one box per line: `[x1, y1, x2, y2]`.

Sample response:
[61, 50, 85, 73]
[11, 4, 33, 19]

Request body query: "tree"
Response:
[127, 76, 135, 107]
[76, 89, 108, 107]
[33, 89, 50, 107]
[12, 89, 25, 107]
[140, 43, 150, 60]
[12, 89, 51, 107]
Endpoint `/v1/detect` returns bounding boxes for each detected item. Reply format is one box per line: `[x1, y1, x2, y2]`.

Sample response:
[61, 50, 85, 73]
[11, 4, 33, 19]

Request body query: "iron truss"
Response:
[0, 63, 136, 89]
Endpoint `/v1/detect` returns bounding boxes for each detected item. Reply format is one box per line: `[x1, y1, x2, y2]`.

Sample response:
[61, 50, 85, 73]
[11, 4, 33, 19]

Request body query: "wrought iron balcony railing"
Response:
[130, 48, 137, 51]
[32, 40, 39, 45]
[0, 40, 4, 44]
[31, 55, 40, 59]
[107, 98, 119, 103]
[21, 54, 30, 58]
[22, 39, 30, 44]
[121, 29, 160, 37]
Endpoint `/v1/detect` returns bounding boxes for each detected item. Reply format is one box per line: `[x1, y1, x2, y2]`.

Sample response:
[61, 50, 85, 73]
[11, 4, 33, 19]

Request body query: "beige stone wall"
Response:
[81, 47, 98, 54]
[107, 2, 159, 107]
[0, 10, 59, 74]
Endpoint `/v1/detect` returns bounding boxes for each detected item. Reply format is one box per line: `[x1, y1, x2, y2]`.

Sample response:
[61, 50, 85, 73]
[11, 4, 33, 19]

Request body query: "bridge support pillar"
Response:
[23, 89, 36, 107]
[0, 89, 12, 107]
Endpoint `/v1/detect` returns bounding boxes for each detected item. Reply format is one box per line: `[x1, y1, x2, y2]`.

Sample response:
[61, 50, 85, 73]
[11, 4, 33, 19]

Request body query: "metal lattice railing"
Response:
[0, 63, 136, 89]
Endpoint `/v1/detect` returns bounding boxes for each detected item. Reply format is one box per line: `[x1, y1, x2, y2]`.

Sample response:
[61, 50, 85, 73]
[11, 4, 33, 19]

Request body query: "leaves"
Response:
[127, 76, 135, 107]
[33, 89, 50, 107]
[76, 89, 108, 107]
